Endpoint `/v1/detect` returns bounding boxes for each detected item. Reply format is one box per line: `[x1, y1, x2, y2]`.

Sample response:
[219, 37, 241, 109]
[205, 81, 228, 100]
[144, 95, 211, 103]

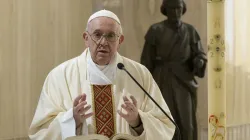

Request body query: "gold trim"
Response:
[92, 84, 116, 137]
[91, 85, 97, 134]
[111, 85, 117, 134]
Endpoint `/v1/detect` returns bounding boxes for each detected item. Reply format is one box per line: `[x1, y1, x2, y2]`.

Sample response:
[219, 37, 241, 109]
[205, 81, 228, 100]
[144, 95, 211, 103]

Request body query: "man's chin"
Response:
[95, 58, 110, 65]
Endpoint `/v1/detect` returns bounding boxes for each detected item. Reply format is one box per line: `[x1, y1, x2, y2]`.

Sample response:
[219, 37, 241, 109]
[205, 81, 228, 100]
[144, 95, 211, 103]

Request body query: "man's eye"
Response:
[107, 34, 115, 38]
[94, 33, 102, 37]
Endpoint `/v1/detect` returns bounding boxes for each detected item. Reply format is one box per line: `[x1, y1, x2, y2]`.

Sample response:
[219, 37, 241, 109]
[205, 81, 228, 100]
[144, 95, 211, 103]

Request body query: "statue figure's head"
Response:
[161, 0, 187, 22]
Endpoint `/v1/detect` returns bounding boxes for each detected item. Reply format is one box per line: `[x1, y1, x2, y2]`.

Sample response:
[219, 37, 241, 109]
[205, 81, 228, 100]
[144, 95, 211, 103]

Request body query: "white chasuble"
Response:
[29, 49, 175, 140]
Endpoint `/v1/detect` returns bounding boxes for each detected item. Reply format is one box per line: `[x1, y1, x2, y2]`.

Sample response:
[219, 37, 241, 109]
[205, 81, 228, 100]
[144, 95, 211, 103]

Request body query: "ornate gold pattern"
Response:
[91, 85, 116, 138]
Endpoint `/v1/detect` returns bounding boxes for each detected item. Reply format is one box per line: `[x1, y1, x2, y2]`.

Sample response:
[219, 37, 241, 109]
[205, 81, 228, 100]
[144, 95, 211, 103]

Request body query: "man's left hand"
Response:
[117, 95, 141, 127]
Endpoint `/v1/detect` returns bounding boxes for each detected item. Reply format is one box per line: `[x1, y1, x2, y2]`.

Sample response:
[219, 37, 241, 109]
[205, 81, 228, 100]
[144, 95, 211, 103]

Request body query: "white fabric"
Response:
[87, 9, 121, 24]
[86, 48, 117, 85]
[59, 108, 76, 139]
[29, 48, 175, 140]
[225, 0, 250, 126]
[55, 49, 118, 139]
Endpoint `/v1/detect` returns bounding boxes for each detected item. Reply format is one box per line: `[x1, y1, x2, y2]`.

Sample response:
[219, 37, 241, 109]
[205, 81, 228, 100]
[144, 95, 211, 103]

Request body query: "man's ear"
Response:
[83, 32, 88, 41]
[83, 32, 89, 48]
[119, 35, 124, 45]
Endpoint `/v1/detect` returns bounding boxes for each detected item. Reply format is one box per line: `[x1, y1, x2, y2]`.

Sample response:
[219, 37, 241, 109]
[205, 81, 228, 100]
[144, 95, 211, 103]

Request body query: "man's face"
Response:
[83, 17, 124, 65]
[166, 1, 183, 22]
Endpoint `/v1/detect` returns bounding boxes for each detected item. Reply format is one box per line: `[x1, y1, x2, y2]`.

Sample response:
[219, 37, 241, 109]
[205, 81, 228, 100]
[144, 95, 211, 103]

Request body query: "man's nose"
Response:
[99, 36, 108, 45]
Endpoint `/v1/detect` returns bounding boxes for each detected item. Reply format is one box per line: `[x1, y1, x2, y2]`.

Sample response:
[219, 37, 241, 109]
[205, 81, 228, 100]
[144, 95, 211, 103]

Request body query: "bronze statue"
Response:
[140, 0, 207, 139]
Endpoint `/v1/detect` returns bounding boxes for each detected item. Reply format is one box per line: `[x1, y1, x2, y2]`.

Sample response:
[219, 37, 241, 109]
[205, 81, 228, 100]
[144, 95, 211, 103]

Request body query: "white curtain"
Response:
[225, 0, 250, 126]
[0, 0, 92, 139]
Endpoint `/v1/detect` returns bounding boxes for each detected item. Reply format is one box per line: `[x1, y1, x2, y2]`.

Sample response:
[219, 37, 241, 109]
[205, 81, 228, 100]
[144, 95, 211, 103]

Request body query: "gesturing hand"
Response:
[117, 96, 141, 127]
[73, 94, 93, 128]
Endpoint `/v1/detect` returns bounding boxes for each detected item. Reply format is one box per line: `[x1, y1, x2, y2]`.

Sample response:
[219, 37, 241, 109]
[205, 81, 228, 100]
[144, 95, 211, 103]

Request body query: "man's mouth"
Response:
[97, 50, 109, 54]
[98, 50, 108, 52]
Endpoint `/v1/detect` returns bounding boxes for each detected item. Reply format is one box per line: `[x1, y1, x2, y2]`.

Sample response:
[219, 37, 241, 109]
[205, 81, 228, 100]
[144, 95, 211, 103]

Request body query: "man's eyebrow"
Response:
[108, 31, 116, 34]
[93, 29, 102, 33]
[92, 30, 116, 34]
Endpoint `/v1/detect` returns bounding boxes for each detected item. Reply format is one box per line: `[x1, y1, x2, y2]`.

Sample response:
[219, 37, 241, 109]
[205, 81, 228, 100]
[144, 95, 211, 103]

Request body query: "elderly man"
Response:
[29, 10, 175, 140]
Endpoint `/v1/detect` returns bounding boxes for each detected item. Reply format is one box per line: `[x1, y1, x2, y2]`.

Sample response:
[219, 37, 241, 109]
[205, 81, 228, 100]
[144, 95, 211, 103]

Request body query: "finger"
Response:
[124, 102, 137, 112]
[121, 104, 133, 113]
[124, 100, 133, 105]
[79, 104, 91, 114]
[74, 94, 83, 107]
[75, 101, 87, 112]
[81, 93, 87, 101]
[130, 96, 137, 107]
[123, 96, 129, 102]
[124, 101, 135, 110]
[79, 93, 87, 103]
[83, 112, 94, 119]
[117, 110, 128, 118]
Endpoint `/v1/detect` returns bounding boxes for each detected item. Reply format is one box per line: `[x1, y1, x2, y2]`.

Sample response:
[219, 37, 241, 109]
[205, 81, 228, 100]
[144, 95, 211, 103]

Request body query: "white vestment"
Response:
[29, 49, 175, 140]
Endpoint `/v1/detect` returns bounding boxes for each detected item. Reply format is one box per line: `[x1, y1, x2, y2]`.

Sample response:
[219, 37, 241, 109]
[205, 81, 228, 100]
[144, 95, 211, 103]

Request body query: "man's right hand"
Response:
[73, 94, 93, 128]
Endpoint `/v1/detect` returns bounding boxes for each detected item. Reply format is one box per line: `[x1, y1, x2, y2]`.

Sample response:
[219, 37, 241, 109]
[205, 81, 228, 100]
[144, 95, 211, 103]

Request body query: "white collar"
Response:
[86, 49, 117, 85]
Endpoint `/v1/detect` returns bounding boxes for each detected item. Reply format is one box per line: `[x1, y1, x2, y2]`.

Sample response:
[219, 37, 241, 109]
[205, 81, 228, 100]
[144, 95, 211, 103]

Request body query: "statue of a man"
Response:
[140, 0, 207, 139]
